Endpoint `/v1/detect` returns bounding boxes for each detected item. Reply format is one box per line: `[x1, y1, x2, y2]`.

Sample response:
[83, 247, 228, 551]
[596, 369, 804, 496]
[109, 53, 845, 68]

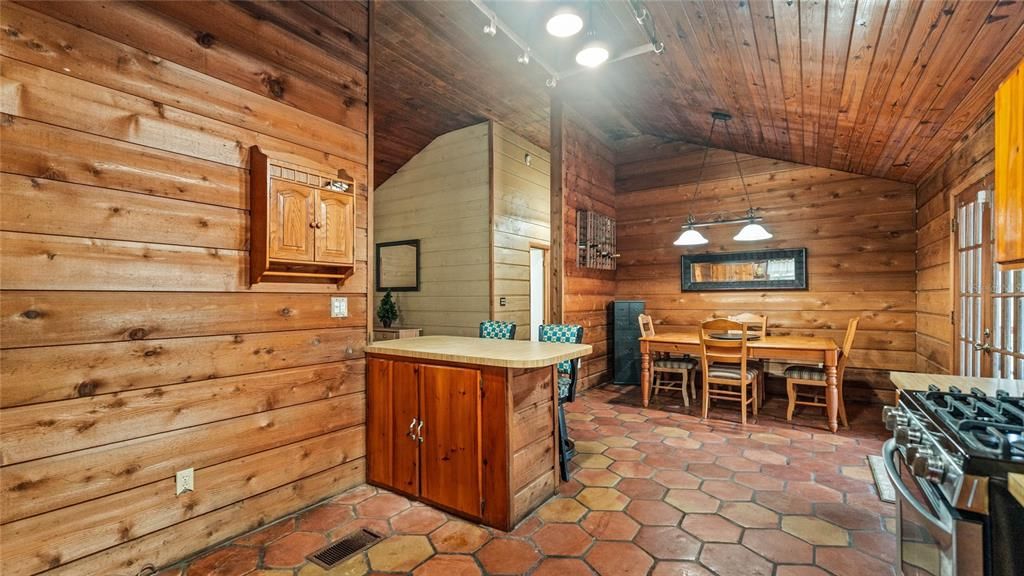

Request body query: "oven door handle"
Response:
[882, 439, 953, 534]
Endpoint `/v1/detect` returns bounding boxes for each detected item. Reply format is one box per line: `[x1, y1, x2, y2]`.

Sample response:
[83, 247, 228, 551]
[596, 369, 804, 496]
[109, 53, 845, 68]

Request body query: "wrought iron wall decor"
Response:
[577, 209, 617, 270]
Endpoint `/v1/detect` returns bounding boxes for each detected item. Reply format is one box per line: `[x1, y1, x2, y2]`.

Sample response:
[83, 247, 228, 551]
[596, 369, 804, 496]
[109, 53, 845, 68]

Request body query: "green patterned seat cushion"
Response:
[479, 320, 516, 340]
[558, 376, 573, 399]
[784, 365, 826, 381]
[539, 324, 583, 375]
[654, 358, 697, 370]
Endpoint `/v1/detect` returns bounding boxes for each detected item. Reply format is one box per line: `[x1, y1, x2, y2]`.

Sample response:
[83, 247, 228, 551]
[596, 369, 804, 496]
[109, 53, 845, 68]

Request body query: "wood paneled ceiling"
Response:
[373, 1, 1024, 187]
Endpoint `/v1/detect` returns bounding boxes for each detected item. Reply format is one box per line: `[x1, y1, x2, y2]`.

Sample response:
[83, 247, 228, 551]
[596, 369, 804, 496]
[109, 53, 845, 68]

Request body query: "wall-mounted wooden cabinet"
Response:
[995, 61, 1024, 269]
[251, 146, 356, 284]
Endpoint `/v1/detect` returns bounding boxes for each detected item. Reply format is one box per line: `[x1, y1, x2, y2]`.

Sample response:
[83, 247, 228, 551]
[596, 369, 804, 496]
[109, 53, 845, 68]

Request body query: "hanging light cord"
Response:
[690, 117, 719, 207]
[723, 120, 755, 217]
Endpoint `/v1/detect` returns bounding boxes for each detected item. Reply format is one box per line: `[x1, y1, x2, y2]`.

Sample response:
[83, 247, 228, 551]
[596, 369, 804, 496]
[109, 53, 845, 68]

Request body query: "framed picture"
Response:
[376, 240, 420, 291]
[681, 248, 808, 291]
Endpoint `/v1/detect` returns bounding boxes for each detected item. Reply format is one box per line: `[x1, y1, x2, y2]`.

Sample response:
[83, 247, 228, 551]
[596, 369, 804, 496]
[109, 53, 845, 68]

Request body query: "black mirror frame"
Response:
[375, 239, 420, 292]
[681, 248, 808, 292]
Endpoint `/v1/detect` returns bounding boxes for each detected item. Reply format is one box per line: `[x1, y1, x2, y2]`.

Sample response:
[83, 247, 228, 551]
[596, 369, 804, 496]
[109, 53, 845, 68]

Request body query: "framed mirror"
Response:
[376, 240, 420, 291]
[681, 248, 807, 291]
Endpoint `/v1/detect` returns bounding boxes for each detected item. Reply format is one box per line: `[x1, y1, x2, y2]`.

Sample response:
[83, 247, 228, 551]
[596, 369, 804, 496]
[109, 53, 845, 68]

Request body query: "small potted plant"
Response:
[376, 289, 399, 328]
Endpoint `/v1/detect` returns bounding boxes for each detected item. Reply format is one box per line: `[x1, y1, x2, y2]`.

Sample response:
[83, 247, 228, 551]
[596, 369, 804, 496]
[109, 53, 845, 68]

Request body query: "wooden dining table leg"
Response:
[640, 340, 651, 407]
[824, 349, 839, 433]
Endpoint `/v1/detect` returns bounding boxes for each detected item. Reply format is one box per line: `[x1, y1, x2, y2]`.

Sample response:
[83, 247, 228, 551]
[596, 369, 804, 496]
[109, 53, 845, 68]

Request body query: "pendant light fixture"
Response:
[722, 118, 773, 242]
[575, 2, 609, 68]
[673, 113, 724, 247]
[546, 6, 584, 38]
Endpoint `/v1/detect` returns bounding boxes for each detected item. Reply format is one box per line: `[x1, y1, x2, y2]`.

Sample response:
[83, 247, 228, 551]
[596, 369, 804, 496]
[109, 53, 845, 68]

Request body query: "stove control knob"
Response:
[906, 445, 922, 462]
[911, 449, 934, 478]
[894, 426, 921, 447]
[883, 406, 907, 431]
[924, 460, 947, 484]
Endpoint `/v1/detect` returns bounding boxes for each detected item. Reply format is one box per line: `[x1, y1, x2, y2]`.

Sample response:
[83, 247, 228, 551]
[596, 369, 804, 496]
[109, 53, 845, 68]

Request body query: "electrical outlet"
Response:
[176, 468, 194, 495]
[330, 296, 348, 318]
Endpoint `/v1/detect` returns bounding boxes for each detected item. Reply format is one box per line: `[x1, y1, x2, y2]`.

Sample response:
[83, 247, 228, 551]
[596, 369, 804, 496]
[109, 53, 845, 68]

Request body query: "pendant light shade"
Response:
[733, 222, 773, 242]
[546, 7, 583, 38]
[576, 39, 609, 68]
[674, 227, 710, 246]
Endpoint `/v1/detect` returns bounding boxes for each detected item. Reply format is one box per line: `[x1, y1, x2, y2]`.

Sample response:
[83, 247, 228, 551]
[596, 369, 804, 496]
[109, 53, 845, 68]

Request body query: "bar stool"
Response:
[539, 323, 584, 482]
[479, 320, 516, 340]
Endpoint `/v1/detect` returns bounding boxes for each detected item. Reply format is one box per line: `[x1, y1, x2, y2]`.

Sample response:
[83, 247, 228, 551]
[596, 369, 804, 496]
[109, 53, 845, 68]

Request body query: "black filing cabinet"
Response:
[612, 300, 645, 384]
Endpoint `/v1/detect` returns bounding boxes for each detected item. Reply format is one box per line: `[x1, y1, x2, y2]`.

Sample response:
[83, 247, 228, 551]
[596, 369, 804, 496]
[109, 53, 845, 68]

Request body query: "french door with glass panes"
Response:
[954, 188, 1024, 378]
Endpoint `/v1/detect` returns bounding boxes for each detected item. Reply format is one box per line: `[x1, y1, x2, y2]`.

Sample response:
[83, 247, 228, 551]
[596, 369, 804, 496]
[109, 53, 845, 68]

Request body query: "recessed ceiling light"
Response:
[546, 7, 583, 38]
[575, 40, 609, 68]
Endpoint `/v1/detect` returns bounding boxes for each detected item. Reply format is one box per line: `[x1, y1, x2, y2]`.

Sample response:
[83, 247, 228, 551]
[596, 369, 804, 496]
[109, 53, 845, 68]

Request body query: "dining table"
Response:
[639, 331, 843, 432]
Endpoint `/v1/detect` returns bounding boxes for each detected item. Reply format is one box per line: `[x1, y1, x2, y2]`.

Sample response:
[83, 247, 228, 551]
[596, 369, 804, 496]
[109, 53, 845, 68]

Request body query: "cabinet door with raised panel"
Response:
[315, 189, 355, 264]
[419, 364, 482, 517]
[996, 61, 1024, 268]
[367, 358, 420, 496]
[269, 179, 315, 262]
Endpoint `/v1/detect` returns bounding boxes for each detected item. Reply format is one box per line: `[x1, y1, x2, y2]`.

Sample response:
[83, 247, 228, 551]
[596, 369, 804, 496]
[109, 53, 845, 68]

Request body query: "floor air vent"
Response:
[307, 529, 382, 569]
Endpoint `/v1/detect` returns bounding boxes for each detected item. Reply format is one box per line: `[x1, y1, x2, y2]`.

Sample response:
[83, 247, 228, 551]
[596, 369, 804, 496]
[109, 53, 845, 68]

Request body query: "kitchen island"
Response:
[365, 335, 591, 530]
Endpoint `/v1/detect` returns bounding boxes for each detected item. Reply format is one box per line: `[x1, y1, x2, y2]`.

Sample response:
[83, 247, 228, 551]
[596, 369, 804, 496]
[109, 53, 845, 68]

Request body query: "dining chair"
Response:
[479, 320, 517, 340]
[539, 323, 584, 481]
[699, 318, 759, 425]
[785, 318, 860, 429]
[727, 313, 768, 407]
[638, 314, 697, 405]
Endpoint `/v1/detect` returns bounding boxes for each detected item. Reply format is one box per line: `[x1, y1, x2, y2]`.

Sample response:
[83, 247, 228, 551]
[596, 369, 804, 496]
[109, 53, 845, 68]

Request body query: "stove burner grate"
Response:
[919, 385, 1024, 461]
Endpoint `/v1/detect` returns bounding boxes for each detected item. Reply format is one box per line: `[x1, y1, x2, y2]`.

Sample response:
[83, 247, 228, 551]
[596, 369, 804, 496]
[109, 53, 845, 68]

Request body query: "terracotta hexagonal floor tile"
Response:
[475, 538, 540, 575]
[781, 516, 849, 546]
[774, 566, 831, 576]
[851, 530, 898, 564]
[814, 502, 884, 530]
[425, 516, 485, 553]
[634, 526, 701, 560]
[604, 447, 644, 461]
[264, 532, 327, 568]
[664, 489, 720, 513]
[186, 546, 258, 576]
[650, 561, 716, 576]
[616, 478, 667, 500]
[663, 437, 702, 450]
[532, 523, 594, 556]
[653, 470, 701, 489]
[754, 491, 814, 515]
[576, 440, 608, 454]
[297, 554, 367, 576]
[600, 435, 637, 448]
[531, 557, 595, 576]
[718, 502, 779, 528]
[742, 529, 814, 564]
[609, 461, 655, 478]
[679, 513, 742, 543]
[298, 504, 354, 533]
[366, 535, 433, 573]
[574, 453, 615, 469]
[699, 480, 753, 501]
[580, 511, 641, 541]
[559, 478, 586, 497]
[699, 543, 773, 576]
[575, 468, 622, 487]
[686, 463, 732, 479]
[786, 481, 844, 503]
[733, 472, 785, 491]
[625, 500, 682, 526]
[815, 546, 897, 576]
[742, 449, 789, 466]
[617, 413, 649, 423]
[576, 487, 630, 511]
[585, 541, 654, 576]
[332, 485, 378, 505]
[537, 497, 589, 522]
[412, 554, 481, 576]
[234, 519, 295, 547]
[653, 426, 689, 438]
[714, 456, 761, 472]
[356, 493, 411, 519]
[391, 506, 447, 534]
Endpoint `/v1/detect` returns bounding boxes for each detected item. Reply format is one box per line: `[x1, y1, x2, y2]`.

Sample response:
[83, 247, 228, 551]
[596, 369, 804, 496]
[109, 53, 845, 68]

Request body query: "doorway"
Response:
[954, 186, 1024, 377]
[529, 245, 549, 341]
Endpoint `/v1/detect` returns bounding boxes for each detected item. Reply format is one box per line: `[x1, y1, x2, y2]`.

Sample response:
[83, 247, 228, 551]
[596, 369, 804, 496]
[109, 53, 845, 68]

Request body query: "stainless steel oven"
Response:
[883, 440, 984, 576]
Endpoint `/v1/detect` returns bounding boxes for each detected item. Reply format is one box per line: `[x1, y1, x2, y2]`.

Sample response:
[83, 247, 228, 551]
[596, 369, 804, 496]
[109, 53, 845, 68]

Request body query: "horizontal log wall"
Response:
[614, 138, 918, 403]
[0, 2, 369, 574]
[914, 110, 995, 374]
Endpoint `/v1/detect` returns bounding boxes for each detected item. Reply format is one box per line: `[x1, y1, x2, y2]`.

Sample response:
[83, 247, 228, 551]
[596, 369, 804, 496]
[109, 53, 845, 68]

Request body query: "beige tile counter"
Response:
[890, 372, 1024, 397]
[365, 335, 592, 369]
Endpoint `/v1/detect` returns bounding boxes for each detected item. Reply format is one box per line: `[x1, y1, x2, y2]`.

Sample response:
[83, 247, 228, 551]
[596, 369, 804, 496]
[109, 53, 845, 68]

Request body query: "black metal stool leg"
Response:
[558, 401, 571, 482]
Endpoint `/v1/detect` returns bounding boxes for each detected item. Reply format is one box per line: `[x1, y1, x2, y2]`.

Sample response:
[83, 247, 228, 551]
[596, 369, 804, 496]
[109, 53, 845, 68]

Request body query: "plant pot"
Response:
[382, 319, 393, 328]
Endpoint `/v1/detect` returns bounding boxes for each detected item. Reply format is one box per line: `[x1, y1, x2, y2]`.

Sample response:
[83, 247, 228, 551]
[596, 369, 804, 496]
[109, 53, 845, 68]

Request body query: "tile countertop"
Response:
[890, 372, 1024, 397]
[365, 335, 592, 369]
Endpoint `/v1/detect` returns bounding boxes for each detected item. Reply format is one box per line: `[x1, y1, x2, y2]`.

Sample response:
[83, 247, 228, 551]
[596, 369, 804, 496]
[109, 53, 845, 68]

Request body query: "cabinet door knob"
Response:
[316, 222, 323, 229]
[416, 420, 424, 442]
[309, 221, 317, 229]
[407, 418, 417, 440]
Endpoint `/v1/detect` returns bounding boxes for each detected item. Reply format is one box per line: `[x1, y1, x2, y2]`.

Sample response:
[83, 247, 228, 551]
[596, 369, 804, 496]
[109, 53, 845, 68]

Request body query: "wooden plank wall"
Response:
[614, 138, 918, 403]
[0, 2, 369, 574]
[553, 105, 618, 391]
[373, 122, 491, 336]
[914, 110, 996, 374]
[491, 123, 552, 337]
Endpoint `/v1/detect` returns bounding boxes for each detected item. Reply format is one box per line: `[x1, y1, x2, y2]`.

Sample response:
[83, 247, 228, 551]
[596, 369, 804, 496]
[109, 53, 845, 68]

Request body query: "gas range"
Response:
[884, 385, 1024, 514]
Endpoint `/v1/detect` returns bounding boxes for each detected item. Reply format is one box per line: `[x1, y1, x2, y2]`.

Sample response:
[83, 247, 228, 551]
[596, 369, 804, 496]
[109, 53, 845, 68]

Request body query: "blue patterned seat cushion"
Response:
[480, 320, 515, 340]
[784, 365, 826, 381]
[707, 364, 758, 380]
[654, 358, 697, 370]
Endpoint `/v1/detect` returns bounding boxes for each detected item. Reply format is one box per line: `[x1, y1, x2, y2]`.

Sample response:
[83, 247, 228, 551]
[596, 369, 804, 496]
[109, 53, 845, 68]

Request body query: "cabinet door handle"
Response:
[416, 420, 424, 443]
[315, 222, 323, 229]
[407, 418, 417, 440]
[309, 221, 317, 229]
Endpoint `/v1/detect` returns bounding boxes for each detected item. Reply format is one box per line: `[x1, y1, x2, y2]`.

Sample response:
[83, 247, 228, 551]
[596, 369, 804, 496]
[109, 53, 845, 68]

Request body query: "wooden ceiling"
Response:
[373, 1, 1024, 187]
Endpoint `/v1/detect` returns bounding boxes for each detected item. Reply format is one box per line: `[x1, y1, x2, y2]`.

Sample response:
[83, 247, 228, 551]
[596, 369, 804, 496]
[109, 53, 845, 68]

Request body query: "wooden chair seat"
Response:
[700, 319, 758, 425]
[786, 318, 859, 430]
[639, 314, 697, 406]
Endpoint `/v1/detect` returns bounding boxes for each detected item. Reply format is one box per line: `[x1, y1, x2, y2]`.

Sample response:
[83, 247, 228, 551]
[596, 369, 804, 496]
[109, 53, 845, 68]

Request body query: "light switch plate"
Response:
[331, 296, 348, 318]
[176, 468, 194, 495]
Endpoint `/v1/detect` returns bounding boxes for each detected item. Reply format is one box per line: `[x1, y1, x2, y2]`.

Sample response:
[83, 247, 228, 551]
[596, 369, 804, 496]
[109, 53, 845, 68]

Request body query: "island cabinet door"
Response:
[367, 358, 420, 496]
[418, 364, 483, 518]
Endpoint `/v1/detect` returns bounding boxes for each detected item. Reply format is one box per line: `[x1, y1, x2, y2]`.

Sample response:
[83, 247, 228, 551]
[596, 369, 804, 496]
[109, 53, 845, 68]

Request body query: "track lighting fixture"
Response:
[483, 19, 497, 36]
[517, 51, 530, 65]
